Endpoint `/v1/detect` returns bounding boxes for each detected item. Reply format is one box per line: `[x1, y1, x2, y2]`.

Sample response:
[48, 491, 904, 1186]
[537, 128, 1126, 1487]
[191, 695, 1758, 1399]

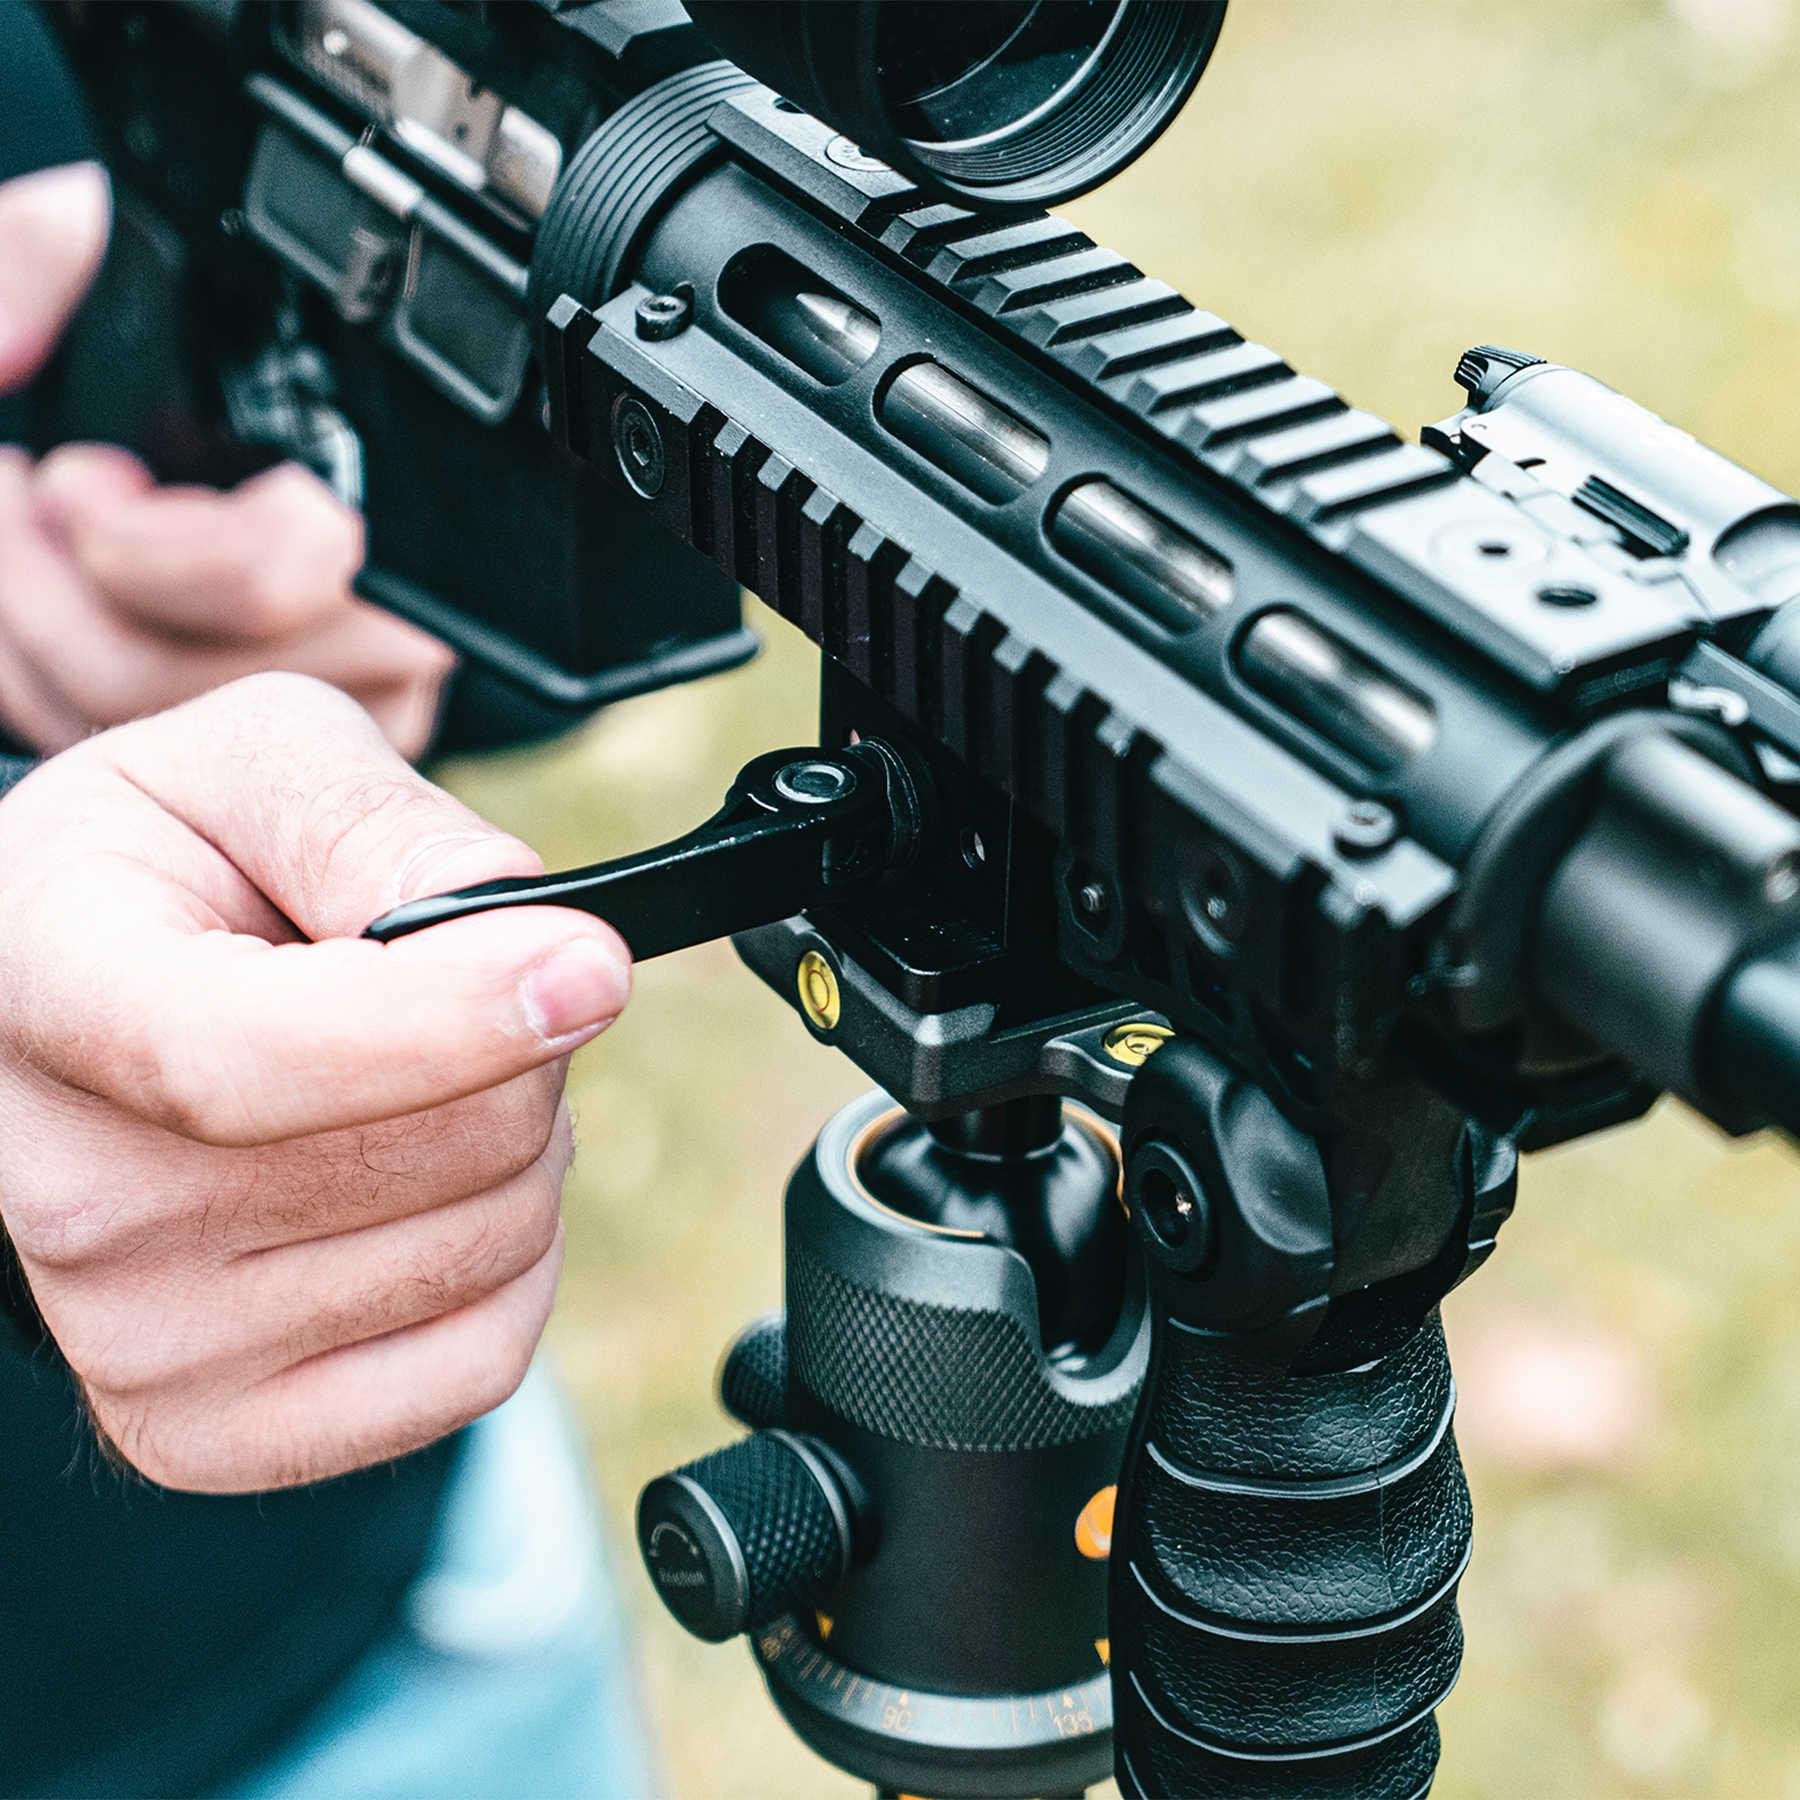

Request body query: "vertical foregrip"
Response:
[1111, 1310, 1468, 1800]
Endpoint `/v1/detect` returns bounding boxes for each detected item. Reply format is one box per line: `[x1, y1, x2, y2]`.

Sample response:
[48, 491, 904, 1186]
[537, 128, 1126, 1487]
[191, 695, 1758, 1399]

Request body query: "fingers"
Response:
[261, 606, 455, 760]
[0, 452, 451, 756]
[0, 559, 454, 749]
[33, 459, 365, 640]
[41, 1100, 572, 1393]
[229, 1103, 572, 1370]
[0, 448, 107, 748]
[109, 672, 531, 935]
[16, 449, 452, 756]
[2, 1061, 569, 1268]
[28, 442, 152, 516]
[16, 880, 626, 1145]
[357, 659, 456, 762]
[90, 1227, 565, 1493]
[235, 1068, 571, 1246]
[0, 675, 630, 1142]
[0, 164, 110, 393]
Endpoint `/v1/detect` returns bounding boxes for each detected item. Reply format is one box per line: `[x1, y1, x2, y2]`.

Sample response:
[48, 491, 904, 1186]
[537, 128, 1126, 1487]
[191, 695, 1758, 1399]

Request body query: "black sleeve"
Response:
[0, 3, 99, 450]
[0, 3, 96, 184]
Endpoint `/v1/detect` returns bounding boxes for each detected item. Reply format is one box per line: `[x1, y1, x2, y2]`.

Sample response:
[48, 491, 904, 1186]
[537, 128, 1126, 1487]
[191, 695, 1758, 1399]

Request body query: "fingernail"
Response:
[518, 937, 630, 1046]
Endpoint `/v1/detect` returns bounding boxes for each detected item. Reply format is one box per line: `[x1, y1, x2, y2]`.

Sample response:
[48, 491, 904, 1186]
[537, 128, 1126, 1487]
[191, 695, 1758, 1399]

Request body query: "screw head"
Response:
[1183, 846, 1248, 946]
[1334, 799, 1399, 858]
[634, 291, 692, 342]
[612, 398, 666, 499]
[1766, 851, 1800, 906]
[774, 760, 855, 805]
[1129, 1140, 1214, 1277]
[1103, 1022, 1172, 1068]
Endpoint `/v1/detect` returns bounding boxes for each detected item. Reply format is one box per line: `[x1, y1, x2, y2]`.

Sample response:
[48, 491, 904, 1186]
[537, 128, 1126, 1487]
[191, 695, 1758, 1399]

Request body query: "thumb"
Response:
[0, 164, 111, 394]
[14, 673, 633, 1143]
[5, 875, 630, 1146]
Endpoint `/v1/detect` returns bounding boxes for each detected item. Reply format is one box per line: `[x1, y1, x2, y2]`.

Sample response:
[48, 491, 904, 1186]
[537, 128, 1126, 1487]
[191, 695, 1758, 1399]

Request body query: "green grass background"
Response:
[440, 3, 1800, 1793]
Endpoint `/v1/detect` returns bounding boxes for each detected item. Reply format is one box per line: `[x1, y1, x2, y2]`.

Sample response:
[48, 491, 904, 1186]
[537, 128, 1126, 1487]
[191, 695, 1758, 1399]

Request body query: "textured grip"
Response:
[719, 1312, 788, 1429]
[788, 1243, 1140, 1451]
[1112, 1311, 1466, 1799]
[529, 60, 756, 315]
[638, 1430, 850, 1642]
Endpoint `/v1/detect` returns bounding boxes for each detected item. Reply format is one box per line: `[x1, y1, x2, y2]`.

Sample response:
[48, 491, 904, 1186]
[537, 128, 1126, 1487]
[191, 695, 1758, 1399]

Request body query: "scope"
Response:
[685, 0, 1224, 207]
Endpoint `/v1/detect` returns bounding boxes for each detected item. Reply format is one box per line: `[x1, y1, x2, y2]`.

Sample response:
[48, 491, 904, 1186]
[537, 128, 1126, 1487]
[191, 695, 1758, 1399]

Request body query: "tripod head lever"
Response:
[363, 738, 932, 959]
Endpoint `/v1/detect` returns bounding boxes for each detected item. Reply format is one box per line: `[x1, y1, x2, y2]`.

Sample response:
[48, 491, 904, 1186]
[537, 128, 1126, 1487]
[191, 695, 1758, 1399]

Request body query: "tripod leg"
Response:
[1110, 1309, 1466, 1799]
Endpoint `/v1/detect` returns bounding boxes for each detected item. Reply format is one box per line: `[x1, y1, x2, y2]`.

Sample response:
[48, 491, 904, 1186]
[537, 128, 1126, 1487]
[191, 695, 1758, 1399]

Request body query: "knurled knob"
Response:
[636, 1430, 852, 1643]
[1453, 344, 1546, 404]
[718, 1312, 787, 1430]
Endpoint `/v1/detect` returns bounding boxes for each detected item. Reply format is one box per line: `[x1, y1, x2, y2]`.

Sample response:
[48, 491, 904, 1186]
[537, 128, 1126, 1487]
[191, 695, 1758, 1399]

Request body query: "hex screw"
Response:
[1334, 799, 1399, 858]
[635, 291, 692, 341]
[612, 398, 666, 499]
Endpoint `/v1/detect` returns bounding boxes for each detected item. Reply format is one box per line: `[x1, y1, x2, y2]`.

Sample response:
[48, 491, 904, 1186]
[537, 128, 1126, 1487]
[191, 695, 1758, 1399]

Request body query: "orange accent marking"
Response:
[816, 1612, 834, 1640]
[1074, 1483, 1117, 1560]
[1096, 1637, 1111, 1666]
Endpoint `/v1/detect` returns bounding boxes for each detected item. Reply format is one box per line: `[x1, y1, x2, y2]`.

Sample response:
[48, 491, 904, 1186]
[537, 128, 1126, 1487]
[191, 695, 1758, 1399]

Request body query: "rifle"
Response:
[50, 3, 1800, 1794]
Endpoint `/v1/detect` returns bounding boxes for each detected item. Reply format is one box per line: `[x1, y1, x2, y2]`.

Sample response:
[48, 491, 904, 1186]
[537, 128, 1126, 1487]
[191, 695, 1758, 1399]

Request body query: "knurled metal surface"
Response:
[528, 60, 757, 316]
[680, 1434, 841, 1625]
[719, 1314, 788, 1429]
[788, 1246, 1138, 1452]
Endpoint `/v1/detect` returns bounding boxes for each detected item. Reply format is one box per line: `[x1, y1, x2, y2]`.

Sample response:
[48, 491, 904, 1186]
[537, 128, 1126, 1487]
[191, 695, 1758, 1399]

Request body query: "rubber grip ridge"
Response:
[1112, 1310, 1467, 1799]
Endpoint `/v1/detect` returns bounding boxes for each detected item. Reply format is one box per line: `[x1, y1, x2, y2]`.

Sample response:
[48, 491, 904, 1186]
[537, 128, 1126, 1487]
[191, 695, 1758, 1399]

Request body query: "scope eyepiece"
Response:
[686, 0, 1224, 209]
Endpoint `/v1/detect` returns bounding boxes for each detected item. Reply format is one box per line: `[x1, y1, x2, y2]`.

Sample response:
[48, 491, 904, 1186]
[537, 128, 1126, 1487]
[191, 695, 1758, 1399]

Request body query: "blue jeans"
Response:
[224, 1362, 654, 1800]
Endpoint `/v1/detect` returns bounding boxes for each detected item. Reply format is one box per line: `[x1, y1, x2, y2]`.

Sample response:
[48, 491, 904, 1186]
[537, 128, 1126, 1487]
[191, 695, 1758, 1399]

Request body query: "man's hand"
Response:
[0, 445, 456, 757]
[0, 673, 630, 1493]
[0, 161, 454, 758]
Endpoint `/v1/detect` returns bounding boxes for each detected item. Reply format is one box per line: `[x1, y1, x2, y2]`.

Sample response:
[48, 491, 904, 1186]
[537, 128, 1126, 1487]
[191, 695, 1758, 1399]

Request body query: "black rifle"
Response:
[50, 4, 1800, 1795]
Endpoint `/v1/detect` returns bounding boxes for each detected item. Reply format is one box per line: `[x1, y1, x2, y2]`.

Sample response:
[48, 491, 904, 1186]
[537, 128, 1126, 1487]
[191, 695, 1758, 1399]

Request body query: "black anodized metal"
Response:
[761, 1090, 1145, 1797]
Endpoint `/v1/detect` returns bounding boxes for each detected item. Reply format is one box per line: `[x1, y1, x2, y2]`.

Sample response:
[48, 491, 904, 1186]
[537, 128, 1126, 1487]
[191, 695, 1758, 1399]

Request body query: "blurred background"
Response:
[440, 2, 1800, 1794]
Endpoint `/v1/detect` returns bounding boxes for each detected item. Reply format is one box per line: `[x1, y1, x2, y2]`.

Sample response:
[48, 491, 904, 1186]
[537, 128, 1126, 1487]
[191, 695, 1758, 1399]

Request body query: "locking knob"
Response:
[636, 1430, 852, 1642]
[718, 1311, 787, 1429]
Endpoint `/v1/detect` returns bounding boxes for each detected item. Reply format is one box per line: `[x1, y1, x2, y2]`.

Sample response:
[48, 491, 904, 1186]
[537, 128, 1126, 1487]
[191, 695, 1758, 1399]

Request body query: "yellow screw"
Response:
[1103, 1021, 1173, 1067]
[797, 950, 842, 1031]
